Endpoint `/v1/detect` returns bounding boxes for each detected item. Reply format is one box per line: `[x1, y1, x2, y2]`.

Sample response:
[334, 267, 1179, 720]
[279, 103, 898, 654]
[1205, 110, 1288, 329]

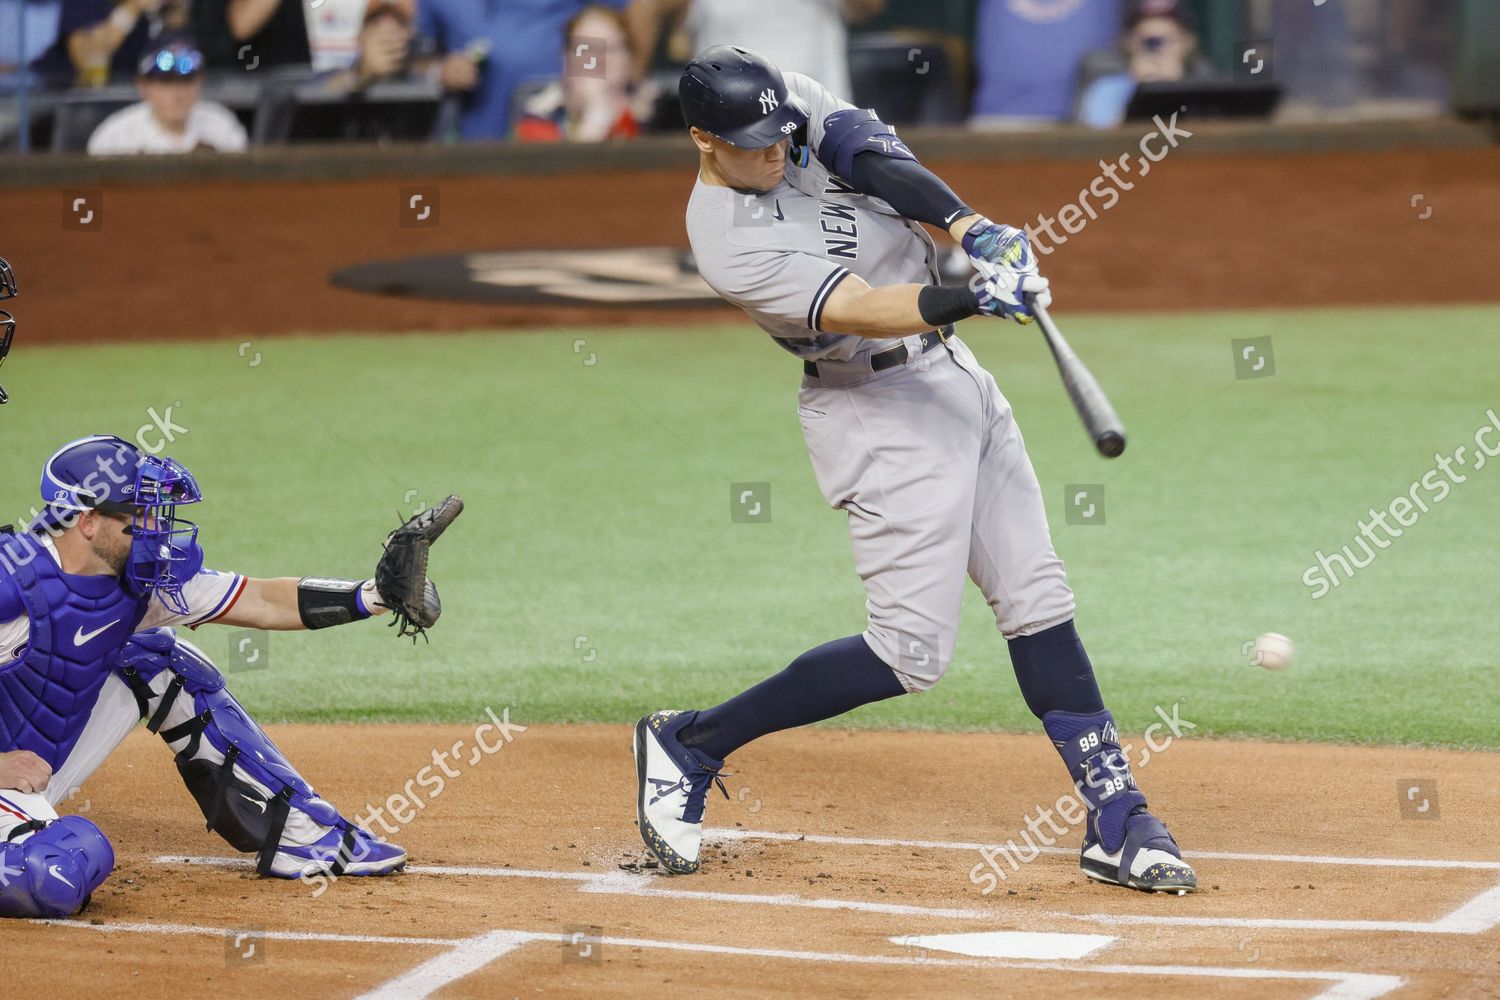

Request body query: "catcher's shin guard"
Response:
[1043, 708, 1195, 893]
[111, 628, 402, 879]
[0, 816, 115, 918]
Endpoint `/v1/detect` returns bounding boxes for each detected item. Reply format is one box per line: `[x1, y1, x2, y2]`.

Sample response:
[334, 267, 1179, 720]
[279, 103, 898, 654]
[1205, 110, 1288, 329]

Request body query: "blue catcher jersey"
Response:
[0, 530, 150, 769]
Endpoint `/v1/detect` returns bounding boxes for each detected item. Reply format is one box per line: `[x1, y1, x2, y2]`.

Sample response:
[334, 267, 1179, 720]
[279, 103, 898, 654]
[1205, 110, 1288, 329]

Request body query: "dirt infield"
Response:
[3, 145, 1499, 345]
[5, 722, 1497, 997]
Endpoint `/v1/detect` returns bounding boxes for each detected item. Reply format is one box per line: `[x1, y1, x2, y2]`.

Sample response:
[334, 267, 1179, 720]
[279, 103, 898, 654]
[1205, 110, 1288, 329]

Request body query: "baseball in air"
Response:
[1251, 633, 1295, 671]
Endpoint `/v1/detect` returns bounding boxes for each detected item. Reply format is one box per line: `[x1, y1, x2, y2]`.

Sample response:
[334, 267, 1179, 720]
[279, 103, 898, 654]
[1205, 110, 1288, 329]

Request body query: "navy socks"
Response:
[677, 634, 907, 760]
[677, 620, 1101, 761]
[1013, 621, 1140, 851]
[1006, 619, 1104, 719]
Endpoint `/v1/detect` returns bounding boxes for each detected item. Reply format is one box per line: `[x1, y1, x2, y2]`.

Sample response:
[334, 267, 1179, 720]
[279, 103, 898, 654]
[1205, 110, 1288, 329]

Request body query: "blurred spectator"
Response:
[191, 0, 310, 71]
[87, 39, 248, 152]
[639, 0, 883, 102]
[324, 0, 418, 88]
[1269, 0, 1453, 117]
[33, 0, 191, 87]
[972, 0, 1120, 126]
[417, 0, 649, 141]
[305, 0, 369, 72]
[516, 4, 639, 141]
[0, 0, 63, 85]
[1076, 0, 1216, 128]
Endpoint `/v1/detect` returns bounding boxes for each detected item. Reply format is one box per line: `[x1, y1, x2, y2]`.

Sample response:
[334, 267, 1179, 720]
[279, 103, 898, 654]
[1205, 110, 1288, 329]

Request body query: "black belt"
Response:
[803, 325, 952, 379]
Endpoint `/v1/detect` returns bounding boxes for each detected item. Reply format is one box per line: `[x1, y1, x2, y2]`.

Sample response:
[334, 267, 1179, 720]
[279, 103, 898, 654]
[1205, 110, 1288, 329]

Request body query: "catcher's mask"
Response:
[0, 257, 15, 405]
[38, 434, 205, 614]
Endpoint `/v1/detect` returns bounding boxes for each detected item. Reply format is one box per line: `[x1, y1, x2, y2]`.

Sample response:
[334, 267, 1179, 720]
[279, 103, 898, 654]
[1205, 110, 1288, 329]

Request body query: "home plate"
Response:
[891, 931, 1116, 960]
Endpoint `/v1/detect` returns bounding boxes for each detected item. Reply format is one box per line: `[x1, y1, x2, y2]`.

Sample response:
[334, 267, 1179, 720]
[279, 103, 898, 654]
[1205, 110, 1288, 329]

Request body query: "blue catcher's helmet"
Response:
[679, 45, 810, 150]
[39, 434, 205, 614]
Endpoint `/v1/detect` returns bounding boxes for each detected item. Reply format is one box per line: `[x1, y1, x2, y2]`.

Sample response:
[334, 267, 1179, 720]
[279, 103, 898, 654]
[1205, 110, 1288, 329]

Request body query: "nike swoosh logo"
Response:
[74, 620, 121, 646]
[773, 199, 785, 222]
[240, 793, 267, 813]
[944, 208, 966, 225]
[48, 864, 77, 889]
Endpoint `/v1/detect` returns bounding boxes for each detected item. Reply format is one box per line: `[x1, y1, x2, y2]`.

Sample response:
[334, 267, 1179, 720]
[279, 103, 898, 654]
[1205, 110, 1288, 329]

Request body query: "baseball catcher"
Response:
[0, 434, 461, 918]
[633, 46, 1194, 894]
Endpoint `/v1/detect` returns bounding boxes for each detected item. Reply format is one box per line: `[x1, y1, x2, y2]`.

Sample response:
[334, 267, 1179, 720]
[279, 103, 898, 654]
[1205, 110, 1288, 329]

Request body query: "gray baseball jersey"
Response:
[686, 72, 1075, 691]
[687, 72, 941, 364]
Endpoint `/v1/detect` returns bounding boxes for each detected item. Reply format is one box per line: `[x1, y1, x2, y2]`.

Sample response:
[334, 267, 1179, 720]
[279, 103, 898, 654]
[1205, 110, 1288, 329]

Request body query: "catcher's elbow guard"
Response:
[297, 577, 373, 629]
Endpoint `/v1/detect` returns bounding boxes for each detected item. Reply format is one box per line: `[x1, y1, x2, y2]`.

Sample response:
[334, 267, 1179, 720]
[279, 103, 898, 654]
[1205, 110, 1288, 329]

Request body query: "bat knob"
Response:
[1096, 432, 1126, 459]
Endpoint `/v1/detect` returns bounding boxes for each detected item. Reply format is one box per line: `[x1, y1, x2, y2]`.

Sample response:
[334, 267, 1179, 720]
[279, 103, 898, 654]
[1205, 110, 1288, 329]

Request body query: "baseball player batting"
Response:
[0, 434, 460, 918]
[634, 46, 1195, 894]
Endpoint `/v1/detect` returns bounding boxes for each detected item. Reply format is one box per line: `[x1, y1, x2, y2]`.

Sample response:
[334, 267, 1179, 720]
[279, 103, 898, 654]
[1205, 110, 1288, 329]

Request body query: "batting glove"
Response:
[962, 219, 1051, 324]
[969, 259, 1051, 324]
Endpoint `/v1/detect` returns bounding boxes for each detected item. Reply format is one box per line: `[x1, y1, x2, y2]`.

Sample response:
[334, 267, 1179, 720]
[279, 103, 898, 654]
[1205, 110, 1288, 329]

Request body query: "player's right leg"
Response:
[958, 341, 1194, 894]
[110, 628, 405, 880]
[635, 352, 985, 872]
[0, 790, 114, 918]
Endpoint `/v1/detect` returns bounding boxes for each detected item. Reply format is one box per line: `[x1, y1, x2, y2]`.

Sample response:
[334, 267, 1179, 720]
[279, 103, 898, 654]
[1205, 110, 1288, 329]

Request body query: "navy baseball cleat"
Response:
[266, 825, 407, 879]
[633, 710, 727, 874]
[1079, 805, 1196, 894]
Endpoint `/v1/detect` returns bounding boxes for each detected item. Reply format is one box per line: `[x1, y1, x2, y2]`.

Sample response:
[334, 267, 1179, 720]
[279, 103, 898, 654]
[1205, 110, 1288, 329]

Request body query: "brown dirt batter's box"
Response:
[4, 725, 1497, 997]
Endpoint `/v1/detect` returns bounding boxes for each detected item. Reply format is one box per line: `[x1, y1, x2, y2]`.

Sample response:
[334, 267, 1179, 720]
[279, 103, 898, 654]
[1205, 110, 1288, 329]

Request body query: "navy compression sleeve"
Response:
[847, 152, 974, 230]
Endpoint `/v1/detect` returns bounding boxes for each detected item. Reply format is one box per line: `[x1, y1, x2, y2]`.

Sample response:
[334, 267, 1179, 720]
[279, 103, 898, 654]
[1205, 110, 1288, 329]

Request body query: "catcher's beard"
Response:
[92, 525, 132, 577]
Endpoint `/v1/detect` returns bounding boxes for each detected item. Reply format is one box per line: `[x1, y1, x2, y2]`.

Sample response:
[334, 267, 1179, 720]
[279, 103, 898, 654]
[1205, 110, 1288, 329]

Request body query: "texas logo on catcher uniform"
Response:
[633, 46, 1196, 895]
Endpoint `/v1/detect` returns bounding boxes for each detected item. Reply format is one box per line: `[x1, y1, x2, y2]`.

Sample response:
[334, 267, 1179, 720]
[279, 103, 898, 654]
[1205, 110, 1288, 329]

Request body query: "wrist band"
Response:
[297, 577, 371, 629]
[918, 284, 981, 327]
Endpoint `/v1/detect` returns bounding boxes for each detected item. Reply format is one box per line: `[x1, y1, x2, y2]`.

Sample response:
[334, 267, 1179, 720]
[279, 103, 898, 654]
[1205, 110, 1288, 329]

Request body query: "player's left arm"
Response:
[841, 136, 1051, 318]
[215, 577, 388, 631]
[797, 74, 1050, 317]
[186, 497, 462, 639]
[789, 69, 972, 235]
[812, 105, 976, 237]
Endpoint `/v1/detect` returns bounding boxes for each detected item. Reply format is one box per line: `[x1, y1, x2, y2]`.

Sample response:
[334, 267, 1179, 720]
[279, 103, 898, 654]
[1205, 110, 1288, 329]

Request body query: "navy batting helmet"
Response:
[679, 45, 810, 149]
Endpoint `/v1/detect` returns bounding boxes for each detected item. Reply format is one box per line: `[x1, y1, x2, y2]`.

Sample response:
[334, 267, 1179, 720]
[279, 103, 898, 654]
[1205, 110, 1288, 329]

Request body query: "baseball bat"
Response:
[1027, 297, 1126, 459]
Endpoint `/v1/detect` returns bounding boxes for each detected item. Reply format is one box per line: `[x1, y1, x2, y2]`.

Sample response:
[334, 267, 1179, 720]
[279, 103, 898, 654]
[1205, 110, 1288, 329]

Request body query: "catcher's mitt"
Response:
[375, 494, 463, 641]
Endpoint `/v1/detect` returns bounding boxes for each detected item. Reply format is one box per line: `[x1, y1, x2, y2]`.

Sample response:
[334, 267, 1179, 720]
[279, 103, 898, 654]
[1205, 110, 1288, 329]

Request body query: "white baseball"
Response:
[1251, 632, 1294, 671]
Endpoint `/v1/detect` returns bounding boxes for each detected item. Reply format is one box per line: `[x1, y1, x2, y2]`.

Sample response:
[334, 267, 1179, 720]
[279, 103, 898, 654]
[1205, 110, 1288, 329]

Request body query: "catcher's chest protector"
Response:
[0, 531, 147, 769]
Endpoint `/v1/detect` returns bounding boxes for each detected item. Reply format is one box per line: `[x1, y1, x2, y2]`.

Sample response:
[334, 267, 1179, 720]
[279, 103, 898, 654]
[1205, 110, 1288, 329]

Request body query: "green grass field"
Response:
[8, 305, 1499, 748]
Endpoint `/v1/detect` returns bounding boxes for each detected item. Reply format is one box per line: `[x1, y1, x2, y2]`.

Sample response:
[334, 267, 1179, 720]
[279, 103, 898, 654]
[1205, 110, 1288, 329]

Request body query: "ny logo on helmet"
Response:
[758, 89, 778, 114]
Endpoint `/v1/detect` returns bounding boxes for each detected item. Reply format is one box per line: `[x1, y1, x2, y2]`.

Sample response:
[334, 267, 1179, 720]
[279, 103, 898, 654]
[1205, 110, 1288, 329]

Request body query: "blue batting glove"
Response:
[962, 219, 1051, 324]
